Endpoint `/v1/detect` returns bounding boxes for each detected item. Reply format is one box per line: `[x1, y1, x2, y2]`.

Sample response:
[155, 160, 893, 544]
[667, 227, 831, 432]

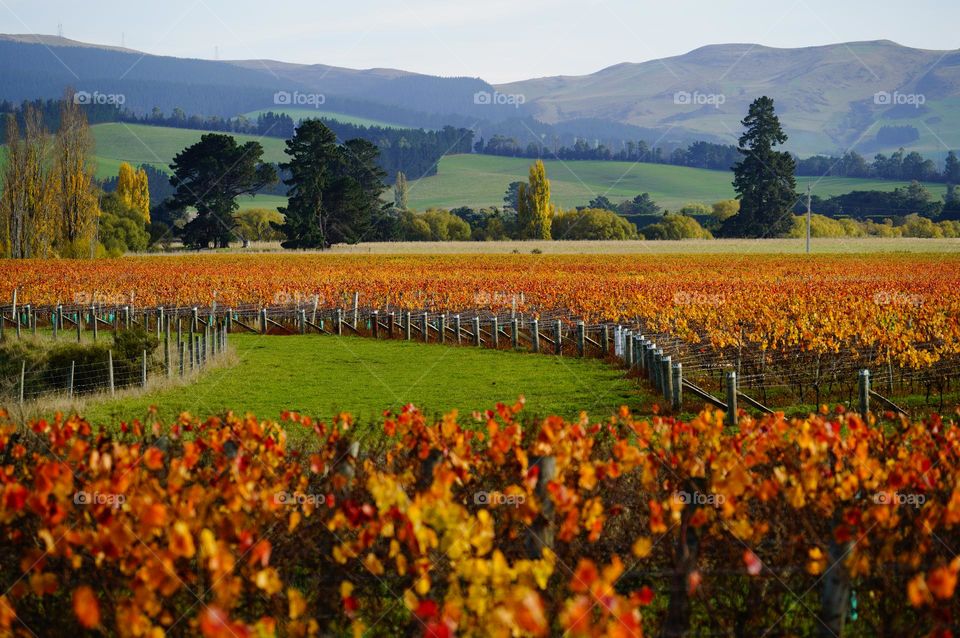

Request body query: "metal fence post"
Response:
[725, 371, 738, 427]
[858, 369, 871, 419]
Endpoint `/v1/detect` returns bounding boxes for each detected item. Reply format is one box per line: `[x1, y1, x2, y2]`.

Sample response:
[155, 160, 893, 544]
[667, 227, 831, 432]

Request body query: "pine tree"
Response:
[274, 120, 339, 249]
[722, 97, 797, 238]
[169, 134, 277, 249]
[394, 172, 409, 210]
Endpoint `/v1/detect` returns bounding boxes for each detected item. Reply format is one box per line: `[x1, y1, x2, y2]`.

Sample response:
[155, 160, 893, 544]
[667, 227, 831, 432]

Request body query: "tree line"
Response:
[475, 131, 960, 185]
[117, 108, 474, 182]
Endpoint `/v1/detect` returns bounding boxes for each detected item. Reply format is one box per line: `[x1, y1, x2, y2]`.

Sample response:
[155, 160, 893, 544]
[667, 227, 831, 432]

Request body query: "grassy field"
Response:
[80, 334, 642, 433]
[403, 154, 950, 210]
[90, 122, 288, 180]
[207, 237, 960, 255]
[243, 108, 405, 129]
[79, 124, 947, 210]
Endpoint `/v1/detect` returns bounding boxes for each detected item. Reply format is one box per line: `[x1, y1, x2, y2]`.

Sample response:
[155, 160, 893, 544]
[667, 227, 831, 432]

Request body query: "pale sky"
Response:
[1, 0, 957, 83]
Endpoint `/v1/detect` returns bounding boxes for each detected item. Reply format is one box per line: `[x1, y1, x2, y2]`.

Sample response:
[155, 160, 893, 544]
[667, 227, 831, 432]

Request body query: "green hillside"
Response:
[4, 125, 949, 213]
[90, 123, 288, 180]
[402, 154, 949, 211]
[243, 108, 403, 129]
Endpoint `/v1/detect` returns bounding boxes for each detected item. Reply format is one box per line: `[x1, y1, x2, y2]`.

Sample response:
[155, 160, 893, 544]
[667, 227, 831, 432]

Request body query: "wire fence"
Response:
[2, 300, 957, 416]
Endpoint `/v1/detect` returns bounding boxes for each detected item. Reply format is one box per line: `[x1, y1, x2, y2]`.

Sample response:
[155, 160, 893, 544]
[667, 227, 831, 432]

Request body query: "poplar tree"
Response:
[394, 171, 409, 210]
[0, 106, 55, 258]
[116, 162, 151, 222]
[516, 160, 554, 239]
[51, 93, 100, 256]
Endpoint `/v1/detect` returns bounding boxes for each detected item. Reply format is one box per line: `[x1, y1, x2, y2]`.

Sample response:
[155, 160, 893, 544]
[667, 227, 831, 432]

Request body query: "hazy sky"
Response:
[1, 0, 957, 82]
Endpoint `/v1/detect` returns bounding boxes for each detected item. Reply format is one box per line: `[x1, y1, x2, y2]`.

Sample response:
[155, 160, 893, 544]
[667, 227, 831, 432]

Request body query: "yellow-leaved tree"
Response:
[116, 162, 151, 222]
[0, 105, 56, 258]
[516, 160, 554, 239]
[51, 92, 101, 257]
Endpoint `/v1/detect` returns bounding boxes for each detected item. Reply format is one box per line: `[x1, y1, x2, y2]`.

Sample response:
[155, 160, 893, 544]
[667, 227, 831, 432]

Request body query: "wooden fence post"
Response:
[260, 308, 268, 335]
[421, 313, 429, 343]
[19, 361, 25, 404]
[405, 311, 412, 341]
[491, 317, 499, 348]
[352, 292, 359, 329]
[672, 363, 683, 411]
[76, 311, 82, 343]
[530, 319, 540, 353]
[179, 341, 185, 377]
[388, 312, 395, 338]
[141, 350, 148, 387]
[336, 309, 344, 336]
[473, 317, 481, 347]
[92, 305, 98, 342]
[511, 318, 519, 349]
[525, 456, 556, 559]
[725, 371, 738, 427]
[68, 361, 75, 399]
[455, 314, 462, 344]
[577, 322, 585, 357]
[372, 310, 380, 338]
[439, 314, 446, 344]
[662, 355, 673, 401]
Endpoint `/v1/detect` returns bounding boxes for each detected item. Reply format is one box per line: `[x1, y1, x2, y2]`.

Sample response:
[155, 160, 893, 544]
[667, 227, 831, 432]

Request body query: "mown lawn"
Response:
[81, 333, 644, 433]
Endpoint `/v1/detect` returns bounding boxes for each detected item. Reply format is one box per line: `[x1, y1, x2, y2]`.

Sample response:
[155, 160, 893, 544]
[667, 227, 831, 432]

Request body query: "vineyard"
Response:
[2, 252, 960, 636]
[3, 253, 960, 411]
[2, 404, 960, 636]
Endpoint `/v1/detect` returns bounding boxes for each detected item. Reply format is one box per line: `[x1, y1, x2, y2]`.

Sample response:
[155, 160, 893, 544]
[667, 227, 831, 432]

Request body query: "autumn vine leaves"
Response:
[0, 402, 958, 636]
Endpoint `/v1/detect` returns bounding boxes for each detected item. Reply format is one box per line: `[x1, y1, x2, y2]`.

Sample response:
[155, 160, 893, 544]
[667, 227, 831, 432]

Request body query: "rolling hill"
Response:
[497, 41, 960, 157]
[3, 122, 947, 213]
[1, 35, 958, 158]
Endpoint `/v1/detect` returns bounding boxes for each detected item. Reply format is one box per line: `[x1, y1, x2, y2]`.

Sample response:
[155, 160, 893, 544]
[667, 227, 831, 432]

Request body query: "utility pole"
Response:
[806, 183, 812, 255]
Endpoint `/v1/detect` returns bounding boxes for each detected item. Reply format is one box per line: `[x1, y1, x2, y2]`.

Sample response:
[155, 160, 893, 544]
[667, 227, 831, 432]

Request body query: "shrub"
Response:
[551, 208, 639, 240]
[398, 209, 472, 241]
[641, 213, 713, 240]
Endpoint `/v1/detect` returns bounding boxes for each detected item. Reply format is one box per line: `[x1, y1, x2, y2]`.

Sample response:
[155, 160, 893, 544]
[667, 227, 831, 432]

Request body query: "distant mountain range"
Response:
[1, 34, 958, 158]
